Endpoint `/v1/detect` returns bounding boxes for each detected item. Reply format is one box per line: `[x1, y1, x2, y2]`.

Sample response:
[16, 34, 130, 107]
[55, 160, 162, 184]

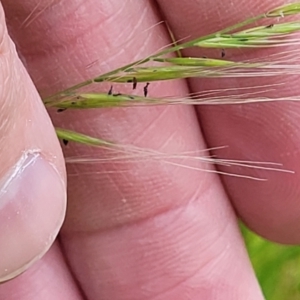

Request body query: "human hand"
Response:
[0, 1, 299, 299]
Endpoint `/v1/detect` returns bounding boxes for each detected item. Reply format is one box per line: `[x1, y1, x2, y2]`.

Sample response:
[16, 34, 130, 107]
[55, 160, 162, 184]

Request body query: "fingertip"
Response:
[0, 3, 67, 281]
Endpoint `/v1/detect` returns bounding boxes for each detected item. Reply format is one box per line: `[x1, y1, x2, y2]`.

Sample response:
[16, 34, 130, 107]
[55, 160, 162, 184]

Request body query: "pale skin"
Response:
[0, 0, 299, 299]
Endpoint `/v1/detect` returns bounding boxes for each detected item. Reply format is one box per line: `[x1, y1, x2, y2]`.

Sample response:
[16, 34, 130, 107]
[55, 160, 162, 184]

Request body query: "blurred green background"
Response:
[242, 224, 300, 299]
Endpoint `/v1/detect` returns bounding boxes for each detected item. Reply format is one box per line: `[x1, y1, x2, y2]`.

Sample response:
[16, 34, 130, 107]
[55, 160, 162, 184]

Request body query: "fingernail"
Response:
[0, 151, 66, 282]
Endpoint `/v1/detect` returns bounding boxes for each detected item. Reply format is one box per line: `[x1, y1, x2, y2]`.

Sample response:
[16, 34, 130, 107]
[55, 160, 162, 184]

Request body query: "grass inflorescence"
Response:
[43, 2, 300, 178]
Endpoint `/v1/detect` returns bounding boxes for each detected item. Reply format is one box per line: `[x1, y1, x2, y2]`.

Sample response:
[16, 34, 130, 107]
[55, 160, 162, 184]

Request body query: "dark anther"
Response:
[221, 48, 225, 58]
[144, 82, 150, 97]
[266, 24, 274, 28]
[108, 86, 113, 95]
[127, 77, 137, 90]
[62, 139, 69, 146]
[113, 93, 122, 97]
[133, 77, 137, 90]
[57, 108, 67, 113]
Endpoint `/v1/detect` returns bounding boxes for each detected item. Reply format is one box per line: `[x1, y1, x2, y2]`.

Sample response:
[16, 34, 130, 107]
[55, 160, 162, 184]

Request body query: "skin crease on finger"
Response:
[157, 0, 300, 244]
[1, 0, 265, 299]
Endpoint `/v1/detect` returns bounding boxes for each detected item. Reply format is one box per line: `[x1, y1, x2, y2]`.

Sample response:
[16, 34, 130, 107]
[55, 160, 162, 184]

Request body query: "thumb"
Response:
[0, 5, 66, 282]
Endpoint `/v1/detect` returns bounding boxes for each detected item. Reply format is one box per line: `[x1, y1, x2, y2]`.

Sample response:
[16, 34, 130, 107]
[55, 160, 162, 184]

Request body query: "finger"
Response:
[3, 1, 263, 299]
[0, 243, 83, 299]
[0, 4, 66, 282]
[157, 0, 300, 243]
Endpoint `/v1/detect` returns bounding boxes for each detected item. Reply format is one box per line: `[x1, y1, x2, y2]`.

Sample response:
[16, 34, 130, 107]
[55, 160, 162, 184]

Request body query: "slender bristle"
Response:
[47, 3, 300, 180]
